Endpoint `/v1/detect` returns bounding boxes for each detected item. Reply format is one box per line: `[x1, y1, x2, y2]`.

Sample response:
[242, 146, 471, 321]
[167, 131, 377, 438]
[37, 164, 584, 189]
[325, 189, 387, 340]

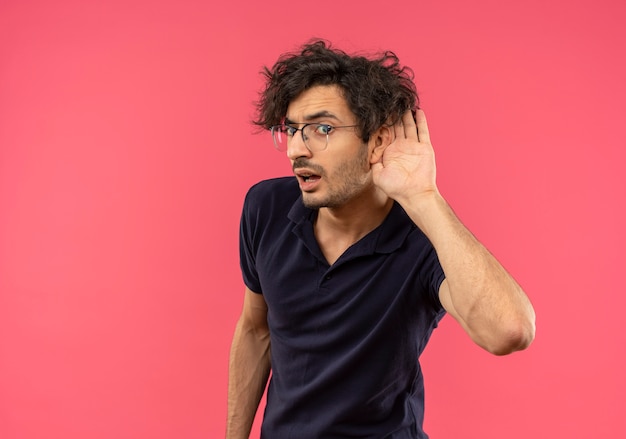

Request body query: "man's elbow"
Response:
[487, 317, 536, 356]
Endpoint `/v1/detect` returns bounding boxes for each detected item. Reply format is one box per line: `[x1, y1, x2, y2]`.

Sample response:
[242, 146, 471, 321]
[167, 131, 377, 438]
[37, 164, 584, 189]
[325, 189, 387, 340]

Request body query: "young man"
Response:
[227, 40, 536, 439]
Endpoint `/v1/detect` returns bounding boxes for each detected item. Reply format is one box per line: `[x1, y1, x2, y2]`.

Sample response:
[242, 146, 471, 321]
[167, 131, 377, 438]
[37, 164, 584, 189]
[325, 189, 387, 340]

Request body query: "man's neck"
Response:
[314, 188, 393, 265]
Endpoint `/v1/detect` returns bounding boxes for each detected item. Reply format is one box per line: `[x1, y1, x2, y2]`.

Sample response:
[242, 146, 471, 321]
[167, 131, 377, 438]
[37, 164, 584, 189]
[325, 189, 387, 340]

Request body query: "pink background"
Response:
[1, 0, 625, 437]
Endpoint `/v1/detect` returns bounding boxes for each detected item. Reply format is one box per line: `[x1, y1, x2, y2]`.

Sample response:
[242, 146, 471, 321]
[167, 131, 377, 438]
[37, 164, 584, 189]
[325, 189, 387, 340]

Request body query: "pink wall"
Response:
[1, 0, 624, 437]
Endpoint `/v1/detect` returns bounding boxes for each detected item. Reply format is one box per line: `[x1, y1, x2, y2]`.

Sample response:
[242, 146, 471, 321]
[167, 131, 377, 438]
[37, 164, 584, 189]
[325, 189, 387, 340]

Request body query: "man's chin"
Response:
[301, 195, 325, 209]
[302, 190, 337, 209]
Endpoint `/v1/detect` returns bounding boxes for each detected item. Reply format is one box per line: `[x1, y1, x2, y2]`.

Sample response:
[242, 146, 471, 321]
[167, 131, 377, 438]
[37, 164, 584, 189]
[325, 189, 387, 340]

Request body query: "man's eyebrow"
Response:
[285, 111, 341, 125]
[304, 110, 340, 121]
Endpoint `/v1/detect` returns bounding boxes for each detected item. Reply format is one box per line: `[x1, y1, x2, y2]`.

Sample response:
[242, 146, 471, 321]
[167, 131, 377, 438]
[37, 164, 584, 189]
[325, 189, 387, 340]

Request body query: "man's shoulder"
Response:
[244, 176, 300, 213]
[247, 176, 298, 194]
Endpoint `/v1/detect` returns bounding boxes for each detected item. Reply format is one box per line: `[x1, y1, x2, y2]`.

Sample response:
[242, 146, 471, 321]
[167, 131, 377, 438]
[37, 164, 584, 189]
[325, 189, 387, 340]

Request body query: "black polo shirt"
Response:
[240, 177, 446, 439]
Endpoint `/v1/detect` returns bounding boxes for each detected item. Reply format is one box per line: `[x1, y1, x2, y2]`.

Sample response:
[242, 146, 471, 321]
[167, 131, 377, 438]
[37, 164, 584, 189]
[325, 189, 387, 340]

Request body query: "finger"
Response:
[415, 109, 431, 144]
[393, 114, 405, 139]
[401, 109, 418, 140]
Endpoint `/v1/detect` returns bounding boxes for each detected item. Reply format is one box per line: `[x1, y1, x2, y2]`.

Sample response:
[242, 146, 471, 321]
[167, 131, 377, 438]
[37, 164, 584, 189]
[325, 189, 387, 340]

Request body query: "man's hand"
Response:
[371, 109, 438, 204]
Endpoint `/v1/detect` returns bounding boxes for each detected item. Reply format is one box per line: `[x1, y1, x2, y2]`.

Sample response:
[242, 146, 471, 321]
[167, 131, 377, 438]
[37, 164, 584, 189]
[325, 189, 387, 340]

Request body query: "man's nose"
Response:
[286, 131, 311, 160]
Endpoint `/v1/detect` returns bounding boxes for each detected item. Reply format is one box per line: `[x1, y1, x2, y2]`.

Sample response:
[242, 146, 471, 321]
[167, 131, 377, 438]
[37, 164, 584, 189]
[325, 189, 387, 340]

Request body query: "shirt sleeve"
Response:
[239, 187, 263, 294]
[421, 242, 446, 316]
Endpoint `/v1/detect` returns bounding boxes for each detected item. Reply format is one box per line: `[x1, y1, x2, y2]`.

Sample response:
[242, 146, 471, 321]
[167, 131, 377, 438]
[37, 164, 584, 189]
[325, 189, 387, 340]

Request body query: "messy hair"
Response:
[254, 39, 419, 142]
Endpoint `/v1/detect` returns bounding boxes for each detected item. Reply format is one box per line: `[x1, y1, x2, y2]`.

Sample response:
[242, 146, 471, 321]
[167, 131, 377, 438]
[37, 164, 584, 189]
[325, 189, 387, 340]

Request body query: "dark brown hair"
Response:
[254, 40, 419, 142]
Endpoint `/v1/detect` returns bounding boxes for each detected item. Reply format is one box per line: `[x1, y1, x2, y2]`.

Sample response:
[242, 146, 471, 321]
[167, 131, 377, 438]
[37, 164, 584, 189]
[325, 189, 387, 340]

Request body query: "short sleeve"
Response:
[239, 187, 262, 294]
[421, 242, 446, 317]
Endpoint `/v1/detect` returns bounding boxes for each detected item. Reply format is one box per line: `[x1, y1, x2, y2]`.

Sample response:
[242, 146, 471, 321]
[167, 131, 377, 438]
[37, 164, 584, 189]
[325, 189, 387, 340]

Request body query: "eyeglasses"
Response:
[269, 123, 358, 152]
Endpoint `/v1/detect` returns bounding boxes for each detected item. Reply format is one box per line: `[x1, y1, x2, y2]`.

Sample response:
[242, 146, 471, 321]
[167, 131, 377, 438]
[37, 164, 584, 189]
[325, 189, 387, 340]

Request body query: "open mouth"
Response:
[295, 170, 322, 190]
[301, 174, 320, 182]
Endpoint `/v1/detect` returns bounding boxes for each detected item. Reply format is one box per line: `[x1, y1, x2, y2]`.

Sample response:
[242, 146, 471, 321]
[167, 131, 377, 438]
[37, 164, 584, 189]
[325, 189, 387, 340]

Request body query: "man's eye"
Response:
[285, 126, 298, 136]
[314, 124, 333, 135]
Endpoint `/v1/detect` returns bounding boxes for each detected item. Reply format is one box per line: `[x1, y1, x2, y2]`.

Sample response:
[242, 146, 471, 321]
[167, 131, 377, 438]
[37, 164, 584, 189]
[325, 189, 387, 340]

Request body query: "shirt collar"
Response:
[287, 196, 415, 256]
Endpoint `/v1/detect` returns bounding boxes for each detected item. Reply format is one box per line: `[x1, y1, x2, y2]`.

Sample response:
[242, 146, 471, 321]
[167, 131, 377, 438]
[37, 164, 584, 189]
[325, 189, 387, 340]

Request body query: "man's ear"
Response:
[369, 124, 394, 165]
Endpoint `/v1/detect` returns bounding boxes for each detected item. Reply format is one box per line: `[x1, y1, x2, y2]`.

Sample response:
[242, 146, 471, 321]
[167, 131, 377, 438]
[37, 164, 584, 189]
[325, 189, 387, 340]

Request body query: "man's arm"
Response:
[371, 109, 535, 355]
[406, 192, 535, 355]
[226, 287, 271, 438]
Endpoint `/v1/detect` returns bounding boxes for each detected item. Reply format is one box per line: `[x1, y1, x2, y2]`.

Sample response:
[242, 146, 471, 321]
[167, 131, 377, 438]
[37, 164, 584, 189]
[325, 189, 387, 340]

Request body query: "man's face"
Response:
[285, 85, 372, 209]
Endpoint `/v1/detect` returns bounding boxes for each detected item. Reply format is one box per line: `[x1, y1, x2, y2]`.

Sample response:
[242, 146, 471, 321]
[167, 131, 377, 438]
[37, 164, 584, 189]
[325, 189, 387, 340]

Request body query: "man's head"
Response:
[254, 40, 418, 143]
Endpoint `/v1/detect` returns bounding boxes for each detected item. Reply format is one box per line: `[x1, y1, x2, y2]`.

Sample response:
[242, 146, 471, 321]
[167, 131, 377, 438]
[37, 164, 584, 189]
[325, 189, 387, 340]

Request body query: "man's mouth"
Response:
[295, 169, 322, 191]
[300, 173, 321, 182]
